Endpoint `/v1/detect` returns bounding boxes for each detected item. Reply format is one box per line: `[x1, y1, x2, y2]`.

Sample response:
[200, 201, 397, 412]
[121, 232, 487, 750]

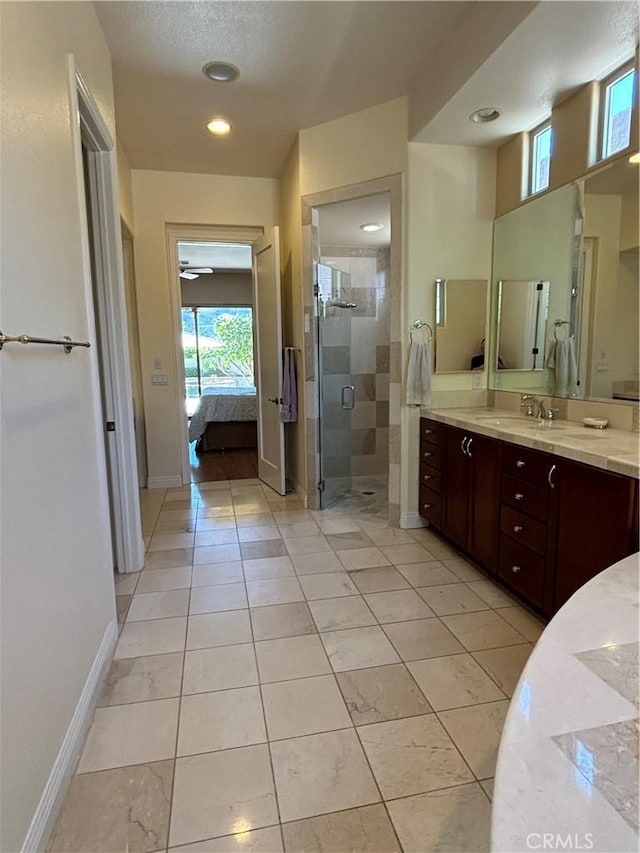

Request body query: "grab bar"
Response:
[0, 331, 91, 354]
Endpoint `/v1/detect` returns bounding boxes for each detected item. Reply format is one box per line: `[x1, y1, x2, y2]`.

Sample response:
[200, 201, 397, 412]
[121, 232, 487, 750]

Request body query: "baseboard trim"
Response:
[147, 475, 183, 489]
[22, 619, 118, 853]
[400, 512, 427, 530]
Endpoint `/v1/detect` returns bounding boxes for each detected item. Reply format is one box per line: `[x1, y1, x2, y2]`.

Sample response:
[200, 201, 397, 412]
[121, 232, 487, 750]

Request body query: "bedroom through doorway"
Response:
[178, 240, 259, 483]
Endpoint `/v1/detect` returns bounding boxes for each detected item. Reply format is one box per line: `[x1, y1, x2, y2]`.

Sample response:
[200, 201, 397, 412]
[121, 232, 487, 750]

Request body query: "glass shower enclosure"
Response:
[317, 263, 358, 509]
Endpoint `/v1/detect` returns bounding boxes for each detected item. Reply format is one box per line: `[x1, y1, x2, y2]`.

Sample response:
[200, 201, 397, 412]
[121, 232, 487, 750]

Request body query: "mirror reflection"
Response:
[434, 278, 488, 373]
[490, 156, 639, 401]
[496, 280, 549, 371]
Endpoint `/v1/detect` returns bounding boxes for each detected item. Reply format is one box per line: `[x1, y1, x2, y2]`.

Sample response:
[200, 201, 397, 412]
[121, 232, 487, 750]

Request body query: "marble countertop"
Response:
[491, 552, 639, 853]
[421, 407, 640, 478]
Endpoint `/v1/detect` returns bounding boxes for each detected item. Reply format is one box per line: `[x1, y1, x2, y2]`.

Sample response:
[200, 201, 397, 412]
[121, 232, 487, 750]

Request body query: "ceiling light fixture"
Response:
[360, 223, 384, 232]
[469, 107, 501, 124]
[207, 117, 232, 136]
[202, 62, 240, 83]
[629, 152, 640, 163]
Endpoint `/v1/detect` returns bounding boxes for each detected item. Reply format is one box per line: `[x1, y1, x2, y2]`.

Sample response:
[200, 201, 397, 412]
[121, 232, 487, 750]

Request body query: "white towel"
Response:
[406, 339, 432, 406]
[546, 336, 578, 397]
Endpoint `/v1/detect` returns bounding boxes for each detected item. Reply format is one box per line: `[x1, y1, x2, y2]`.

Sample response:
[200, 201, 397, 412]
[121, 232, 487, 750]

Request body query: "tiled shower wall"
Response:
[320, 247, 390, 477]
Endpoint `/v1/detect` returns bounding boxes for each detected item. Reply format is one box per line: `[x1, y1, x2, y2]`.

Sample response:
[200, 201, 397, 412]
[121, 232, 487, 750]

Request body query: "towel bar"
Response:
[0, 331, 91, 354]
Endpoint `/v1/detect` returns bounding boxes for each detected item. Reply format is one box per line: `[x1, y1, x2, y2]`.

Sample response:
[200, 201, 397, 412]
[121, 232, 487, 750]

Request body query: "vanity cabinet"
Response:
[419, 417, 639, 617]
[442, 426, 501, 573]
[547, 459, 638, 612]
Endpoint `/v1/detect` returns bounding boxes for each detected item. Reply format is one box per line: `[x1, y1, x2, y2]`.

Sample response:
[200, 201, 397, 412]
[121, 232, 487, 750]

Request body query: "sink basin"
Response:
[474, 415, 522, 426]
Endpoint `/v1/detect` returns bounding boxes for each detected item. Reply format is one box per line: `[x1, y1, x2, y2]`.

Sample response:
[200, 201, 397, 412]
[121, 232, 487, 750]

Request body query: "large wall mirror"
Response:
[489, 156, 639, 401]
[434, 278, 488, 373]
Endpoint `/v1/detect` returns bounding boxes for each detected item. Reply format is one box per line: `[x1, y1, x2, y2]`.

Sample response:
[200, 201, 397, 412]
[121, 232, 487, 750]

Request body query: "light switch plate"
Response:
[151, 373, 168, 385]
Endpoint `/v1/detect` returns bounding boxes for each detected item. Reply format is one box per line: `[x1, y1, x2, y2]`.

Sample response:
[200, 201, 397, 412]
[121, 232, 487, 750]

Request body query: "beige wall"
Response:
[404, 143, 496, 516]
[299, 98, 408, 196]
[117, 141, 135, 235]
[0, 3, 119, 849]
[131, 170, 280, 484]
[280, 139, 305, 493]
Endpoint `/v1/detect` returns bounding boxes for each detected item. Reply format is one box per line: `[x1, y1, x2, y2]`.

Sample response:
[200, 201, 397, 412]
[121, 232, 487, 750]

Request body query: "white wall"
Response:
[0, 3, 118, 850]
[131, 170, 280, 484]
[404, 142, 496, 515]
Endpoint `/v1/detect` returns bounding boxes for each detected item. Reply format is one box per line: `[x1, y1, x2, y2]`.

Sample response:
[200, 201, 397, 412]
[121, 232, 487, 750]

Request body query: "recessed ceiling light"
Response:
[469, 107, 501, 124]
[360, 223, 384, 232]
[629, 152, 640, 163]
[207, 117, 232, 136]
[203, 62, 240, 82]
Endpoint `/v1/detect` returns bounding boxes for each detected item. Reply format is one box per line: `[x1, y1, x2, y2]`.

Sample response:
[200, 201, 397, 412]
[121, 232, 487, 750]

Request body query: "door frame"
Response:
[68, 57, 144, 573]
[165, 224, 263, 485]
[300, 174, 403, 522]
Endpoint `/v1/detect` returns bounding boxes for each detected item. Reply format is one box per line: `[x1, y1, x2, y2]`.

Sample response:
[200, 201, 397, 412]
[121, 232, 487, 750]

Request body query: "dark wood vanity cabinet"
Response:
[547, 459, 638, 613]
[442, 426, 501, 574]
[419, 416, 639, 618]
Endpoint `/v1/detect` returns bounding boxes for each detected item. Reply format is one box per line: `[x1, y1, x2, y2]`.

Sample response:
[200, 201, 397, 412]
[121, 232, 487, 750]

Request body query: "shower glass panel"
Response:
[317, 263, 356, 509]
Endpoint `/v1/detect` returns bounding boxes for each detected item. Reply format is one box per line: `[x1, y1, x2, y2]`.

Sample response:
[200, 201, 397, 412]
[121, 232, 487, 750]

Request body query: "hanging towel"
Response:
[546, 337, 578, 397]
[281, 347, 298, 422]
[406, 338, 432, 406]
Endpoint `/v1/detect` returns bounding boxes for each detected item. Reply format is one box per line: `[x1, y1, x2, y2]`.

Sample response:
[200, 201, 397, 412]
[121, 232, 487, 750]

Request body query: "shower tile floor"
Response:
[49, 478, 545, 852]
[326, 476, 389, 519]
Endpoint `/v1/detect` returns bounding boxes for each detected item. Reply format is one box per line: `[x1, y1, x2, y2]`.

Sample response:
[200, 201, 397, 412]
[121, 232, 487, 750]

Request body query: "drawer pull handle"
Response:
[548, 464, 556, 490]
[424, 474, 432, 481]
[516, 460, 526, 468]
[515, 493, 524, 501]
[461, 437, 469, 455]
[424, 451, 432, 457]
[423, 503, 432, 510]
[512, 565, 522, 574]
[513, 525, 523, 533]
[424, 428, 432, 435]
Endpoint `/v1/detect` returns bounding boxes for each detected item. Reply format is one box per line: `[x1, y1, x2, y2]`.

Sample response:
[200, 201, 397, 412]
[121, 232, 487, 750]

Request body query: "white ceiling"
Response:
[95, 1, 637, 178]
[318, 193, 391, 248]
[415, 1, 639, 146]
[95, 0, 475, 177]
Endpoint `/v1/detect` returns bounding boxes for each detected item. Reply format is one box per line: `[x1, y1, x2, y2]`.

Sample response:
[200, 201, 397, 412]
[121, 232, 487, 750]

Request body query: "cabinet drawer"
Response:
[500, 505, 547, 555]
[420, 418, 444, 446]
[419, 486, 442, 528]
[498, 535, 545, 607]
[502, 444, 553, 488]
[501, 474, 548, 522]
[420, 463, 442, 494]
[420, 441, 443, 470]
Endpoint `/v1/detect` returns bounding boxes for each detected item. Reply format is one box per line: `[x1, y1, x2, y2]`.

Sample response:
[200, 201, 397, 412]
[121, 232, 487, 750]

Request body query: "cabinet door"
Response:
[468, 435, 501, 573]
[443, 426, 469, 549]
[549, 459, 638, 612]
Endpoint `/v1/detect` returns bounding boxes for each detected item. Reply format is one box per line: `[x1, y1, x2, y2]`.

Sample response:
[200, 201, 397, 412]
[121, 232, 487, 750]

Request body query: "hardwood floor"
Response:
[189, 444, 258, 483]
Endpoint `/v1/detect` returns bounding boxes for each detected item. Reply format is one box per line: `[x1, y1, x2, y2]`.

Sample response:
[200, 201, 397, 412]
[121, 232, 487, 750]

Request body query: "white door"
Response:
[252, 228, 286, 495]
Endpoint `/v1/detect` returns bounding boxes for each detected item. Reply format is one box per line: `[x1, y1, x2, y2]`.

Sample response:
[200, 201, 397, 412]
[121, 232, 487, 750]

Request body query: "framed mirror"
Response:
[434, 278, 488, 373]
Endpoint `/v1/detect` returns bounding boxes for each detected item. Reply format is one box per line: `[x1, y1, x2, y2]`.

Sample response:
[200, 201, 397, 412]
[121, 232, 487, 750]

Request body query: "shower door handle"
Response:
[341, 385, 355, 410]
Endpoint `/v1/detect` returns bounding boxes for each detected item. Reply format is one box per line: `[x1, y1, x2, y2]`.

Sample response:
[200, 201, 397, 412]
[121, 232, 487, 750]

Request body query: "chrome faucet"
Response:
[520, 394, 546, 419]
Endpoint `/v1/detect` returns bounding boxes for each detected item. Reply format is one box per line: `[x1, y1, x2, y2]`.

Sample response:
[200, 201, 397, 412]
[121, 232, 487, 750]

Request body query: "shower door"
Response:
[317, 263, 356, 509]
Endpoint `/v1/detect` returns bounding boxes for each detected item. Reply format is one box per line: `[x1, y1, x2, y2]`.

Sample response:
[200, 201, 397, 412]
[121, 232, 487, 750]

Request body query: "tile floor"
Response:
[49, 478, 546, 853]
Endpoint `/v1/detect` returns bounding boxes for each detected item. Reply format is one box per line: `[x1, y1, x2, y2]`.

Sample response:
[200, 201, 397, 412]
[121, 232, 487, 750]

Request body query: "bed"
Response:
[188, 386, 258, 451]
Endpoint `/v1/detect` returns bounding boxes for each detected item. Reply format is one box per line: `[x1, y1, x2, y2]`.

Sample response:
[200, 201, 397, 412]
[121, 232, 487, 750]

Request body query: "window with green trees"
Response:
[181, 306, 254, 414]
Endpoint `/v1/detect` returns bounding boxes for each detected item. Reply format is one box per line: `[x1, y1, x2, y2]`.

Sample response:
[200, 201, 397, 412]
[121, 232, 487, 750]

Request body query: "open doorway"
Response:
[177, 241, 259, 483]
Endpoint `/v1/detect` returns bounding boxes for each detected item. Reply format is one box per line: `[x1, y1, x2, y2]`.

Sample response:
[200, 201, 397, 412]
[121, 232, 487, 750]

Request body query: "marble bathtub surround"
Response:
[423, 405, 640, 478]
[52, 478, 549, 853]
[493, 554, 639, 853]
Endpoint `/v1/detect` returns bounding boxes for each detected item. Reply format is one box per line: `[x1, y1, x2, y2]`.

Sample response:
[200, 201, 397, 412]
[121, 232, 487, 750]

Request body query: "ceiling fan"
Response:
[179, 260, 214, 280]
